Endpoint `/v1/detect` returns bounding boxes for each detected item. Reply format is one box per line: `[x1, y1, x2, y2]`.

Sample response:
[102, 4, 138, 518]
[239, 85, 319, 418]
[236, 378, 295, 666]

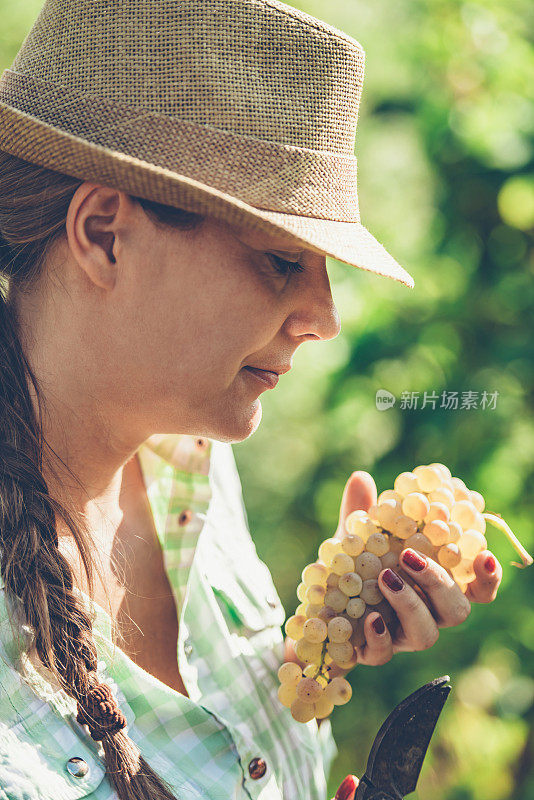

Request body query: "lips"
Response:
[242, 366, 279, 388]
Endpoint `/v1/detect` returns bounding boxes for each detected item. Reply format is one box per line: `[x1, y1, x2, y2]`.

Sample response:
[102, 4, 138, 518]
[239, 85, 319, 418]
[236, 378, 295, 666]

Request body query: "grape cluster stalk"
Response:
[277, 462, 532, 724]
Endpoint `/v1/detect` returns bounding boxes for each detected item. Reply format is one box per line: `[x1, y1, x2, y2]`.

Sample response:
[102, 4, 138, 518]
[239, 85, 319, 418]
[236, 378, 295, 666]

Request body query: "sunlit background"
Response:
[2, 1, 533, 798]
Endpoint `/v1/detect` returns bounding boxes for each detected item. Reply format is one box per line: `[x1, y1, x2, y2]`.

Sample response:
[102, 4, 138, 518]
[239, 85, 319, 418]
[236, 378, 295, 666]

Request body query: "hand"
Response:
[334, 471, 503, 665]
[330, 774, 359, 800]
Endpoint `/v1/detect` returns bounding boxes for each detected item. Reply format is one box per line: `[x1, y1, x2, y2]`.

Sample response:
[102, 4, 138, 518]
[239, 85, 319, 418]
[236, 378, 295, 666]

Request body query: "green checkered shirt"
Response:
[0, 434, 337, 799]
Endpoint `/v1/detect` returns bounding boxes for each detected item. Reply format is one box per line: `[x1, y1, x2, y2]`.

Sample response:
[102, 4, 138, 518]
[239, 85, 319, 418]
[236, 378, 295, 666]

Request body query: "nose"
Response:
[285, 270, 342, 342]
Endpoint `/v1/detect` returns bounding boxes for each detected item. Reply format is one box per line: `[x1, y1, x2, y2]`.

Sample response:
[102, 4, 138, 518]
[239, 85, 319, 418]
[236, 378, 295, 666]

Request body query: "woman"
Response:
[0, 1, 502, 799]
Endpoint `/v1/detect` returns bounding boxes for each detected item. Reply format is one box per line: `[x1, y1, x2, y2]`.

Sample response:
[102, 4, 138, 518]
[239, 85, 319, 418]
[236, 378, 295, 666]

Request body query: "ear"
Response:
[65, 183, 130, 291]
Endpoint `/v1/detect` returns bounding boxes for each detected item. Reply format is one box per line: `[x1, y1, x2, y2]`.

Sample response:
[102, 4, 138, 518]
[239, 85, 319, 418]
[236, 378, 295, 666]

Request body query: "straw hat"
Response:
[0, 0, 414, 288]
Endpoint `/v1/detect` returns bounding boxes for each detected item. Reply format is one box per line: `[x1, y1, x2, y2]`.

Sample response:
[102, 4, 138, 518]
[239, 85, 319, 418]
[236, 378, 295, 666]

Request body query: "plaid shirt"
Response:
[0, 434, 337, 799]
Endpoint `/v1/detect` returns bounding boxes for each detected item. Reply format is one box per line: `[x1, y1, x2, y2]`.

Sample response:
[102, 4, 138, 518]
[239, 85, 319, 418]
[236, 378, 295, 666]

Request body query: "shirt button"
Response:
[248, 757, 267, 779]
[178, 509, 193, 526]
[66, 757, 89, 778]
[184, 642, 193, 656]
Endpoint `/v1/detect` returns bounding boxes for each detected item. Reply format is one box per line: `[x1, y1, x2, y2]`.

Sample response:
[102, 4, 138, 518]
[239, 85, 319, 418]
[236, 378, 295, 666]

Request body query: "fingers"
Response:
[335, 471, 378, 539]
[464, 550, 502, 604]
[396, 548, 472, 628]
[355, 612, 394, 665]
[334, 774, 360, 800]
[377, 566, 440, 651]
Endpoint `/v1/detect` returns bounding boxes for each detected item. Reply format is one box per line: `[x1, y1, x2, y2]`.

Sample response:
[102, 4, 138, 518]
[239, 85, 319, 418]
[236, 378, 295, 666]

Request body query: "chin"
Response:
[201, 399, 263, 444]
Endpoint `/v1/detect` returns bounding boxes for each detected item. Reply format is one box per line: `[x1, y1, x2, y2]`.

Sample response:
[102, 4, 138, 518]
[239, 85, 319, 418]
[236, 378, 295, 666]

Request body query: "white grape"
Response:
[324, 676, 353, 705]
[392, 514, 418, 539]
[470, 490, 485, 513]
[278, 683, 298, 708]
[354, 552, 383, 580]
[317, 605, 338, 624]
[314, 695, 335, 719]
[296, 677, 324, 703]
[360, 579, 383, 605]
[302, 562, 329, 587]
[424, 501, 450, 524]
[278, 661, 302, 685]
[402, 492, 430, 521]
[306, 584, 326, 604]
[447, 521, 462, 543]
[326, 572, 340, 588]
[428, 487, 455, 508]
[327, 616, 353, 643]
[366, 532, 390, 556]
[341, 533, 366, 557]
[346, 597, 366, 618]
[451, 500, 479, 530]
[302, 617, 328, 643]
[437, 543, 462, 569]
[296, 582, 308, 602]
[285, 614, 306, 639]
[318, 537, 344, 565]
[413, 465, 443, 492]
[378, 489, 403, 504]
[373, 499, 402, 531]
[327, 641, 354, 665]
[423, 520, 450, 547]
[381, 550, 399, 569]
[394, 471, 420, 496]
[429, 462, 452, 480]
[323, 588, 348, 613]
[457, 529, 487, 559]
[294, 638, 323, 665]
[290, 698, 316, 723]
[330, 552, 355, 576]
[345, 514, 378, 542]
[338, 571, 363, 597]
[304, 602, 324, 618]
[451, 558, 476, 584]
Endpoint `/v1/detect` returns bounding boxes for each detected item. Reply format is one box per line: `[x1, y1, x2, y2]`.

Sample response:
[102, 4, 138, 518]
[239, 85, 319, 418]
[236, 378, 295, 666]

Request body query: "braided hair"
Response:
[0, 150, 204, 799]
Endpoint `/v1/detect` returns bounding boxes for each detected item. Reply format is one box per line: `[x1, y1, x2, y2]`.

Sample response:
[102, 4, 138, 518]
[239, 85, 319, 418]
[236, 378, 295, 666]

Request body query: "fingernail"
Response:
[382, 568, 404, 592]
[484, 555, 496, 573]
[335, 774, 359, 800]
[372, 615, 385, 635]
[401, 548, 427, 572]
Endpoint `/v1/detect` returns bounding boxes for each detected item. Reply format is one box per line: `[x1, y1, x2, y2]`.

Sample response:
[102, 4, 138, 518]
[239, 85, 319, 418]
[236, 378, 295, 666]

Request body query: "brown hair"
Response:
[0, 150, 204, 800]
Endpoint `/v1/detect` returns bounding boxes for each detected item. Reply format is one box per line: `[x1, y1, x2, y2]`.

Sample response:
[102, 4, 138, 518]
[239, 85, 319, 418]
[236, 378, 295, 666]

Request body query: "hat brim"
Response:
[0, 102, 414, 288]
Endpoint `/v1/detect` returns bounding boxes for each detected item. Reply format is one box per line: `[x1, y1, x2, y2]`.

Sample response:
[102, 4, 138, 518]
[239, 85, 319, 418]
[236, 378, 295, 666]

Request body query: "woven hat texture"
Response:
[0, 0, 414, 288]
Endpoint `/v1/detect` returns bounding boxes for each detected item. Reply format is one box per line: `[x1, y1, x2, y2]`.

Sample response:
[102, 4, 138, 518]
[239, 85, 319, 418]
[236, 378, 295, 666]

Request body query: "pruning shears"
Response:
[334, 675, 452, 800]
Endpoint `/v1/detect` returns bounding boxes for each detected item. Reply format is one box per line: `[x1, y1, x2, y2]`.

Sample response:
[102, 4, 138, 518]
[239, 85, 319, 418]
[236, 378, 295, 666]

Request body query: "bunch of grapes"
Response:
[277, 462, 532, 724]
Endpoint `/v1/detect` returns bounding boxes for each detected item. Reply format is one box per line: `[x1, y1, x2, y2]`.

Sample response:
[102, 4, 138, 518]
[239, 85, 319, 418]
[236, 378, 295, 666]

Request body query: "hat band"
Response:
[0, 70, 361, 222]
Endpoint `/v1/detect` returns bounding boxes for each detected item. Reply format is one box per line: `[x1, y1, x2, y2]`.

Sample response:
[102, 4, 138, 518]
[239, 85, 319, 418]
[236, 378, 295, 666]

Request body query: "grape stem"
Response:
[483, 512, 533, 568]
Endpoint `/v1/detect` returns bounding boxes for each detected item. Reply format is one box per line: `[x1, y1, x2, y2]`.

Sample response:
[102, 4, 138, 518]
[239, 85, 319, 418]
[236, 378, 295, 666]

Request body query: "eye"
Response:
[266, 253, 305, 275]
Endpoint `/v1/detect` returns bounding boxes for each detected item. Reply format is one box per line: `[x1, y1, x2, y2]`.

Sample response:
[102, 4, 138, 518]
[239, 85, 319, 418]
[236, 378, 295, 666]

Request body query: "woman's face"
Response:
[43, 184, 342, 445]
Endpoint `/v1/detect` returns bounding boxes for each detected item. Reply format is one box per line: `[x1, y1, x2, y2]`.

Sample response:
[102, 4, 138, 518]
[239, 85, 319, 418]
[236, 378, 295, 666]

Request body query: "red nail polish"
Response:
[372, 615, 385, 635]
[335, 774, 359, 800]
[401, 548, 427, 571]
[484, 555, 496, 573]
[382, 568, 404, 592]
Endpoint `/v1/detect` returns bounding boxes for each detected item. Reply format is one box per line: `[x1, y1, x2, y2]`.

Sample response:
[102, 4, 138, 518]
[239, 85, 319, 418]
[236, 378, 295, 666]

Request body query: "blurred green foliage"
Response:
[1, 1, 533, 798]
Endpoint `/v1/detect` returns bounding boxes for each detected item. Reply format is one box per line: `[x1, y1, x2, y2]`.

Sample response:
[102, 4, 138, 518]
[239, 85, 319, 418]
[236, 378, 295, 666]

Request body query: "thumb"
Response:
[333, 774, 360, 800]
[335, 470, 377, 539]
